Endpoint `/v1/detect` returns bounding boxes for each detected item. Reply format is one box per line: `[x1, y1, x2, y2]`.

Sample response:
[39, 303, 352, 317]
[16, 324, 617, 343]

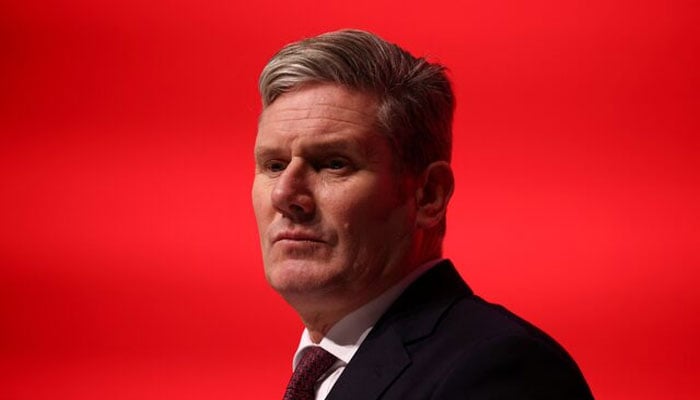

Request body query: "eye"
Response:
[263, 160, 287, 174]
[326, 158, 348, 170]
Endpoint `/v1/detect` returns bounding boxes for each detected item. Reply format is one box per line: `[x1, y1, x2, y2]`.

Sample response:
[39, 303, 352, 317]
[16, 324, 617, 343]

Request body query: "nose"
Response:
[270, 159, 315, 222]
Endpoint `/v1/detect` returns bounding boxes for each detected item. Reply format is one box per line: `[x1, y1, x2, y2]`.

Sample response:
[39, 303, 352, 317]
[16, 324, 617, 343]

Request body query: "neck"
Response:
[301, 307, 344, 344]
[289, 291, 374, 344]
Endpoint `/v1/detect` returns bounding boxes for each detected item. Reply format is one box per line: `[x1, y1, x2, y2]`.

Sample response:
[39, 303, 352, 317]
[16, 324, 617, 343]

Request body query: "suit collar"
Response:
[379, 260, 472, 343]
[326, 260, 472, 400]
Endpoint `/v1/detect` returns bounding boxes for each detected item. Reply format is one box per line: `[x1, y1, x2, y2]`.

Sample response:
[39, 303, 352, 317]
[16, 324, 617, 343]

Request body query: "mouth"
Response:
[272, 231, 325, 244]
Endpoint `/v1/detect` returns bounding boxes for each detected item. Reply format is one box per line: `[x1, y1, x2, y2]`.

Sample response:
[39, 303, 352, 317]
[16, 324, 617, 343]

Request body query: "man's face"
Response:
[252, 84, 417, 307]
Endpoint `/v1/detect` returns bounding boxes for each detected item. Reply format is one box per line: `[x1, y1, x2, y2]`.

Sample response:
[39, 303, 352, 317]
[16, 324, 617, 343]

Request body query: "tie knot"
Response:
[284, 346, 338, 400]
[298, 346, 337, 374]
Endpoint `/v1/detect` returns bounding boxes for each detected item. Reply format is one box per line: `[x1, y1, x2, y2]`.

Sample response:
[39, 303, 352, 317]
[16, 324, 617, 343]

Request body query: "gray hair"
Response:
[258, 29, 455, 176]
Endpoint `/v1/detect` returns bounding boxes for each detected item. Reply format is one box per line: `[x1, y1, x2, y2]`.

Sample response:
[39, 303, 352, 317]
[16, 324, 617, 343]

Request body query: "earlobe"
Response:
[415, 161, 455, 229]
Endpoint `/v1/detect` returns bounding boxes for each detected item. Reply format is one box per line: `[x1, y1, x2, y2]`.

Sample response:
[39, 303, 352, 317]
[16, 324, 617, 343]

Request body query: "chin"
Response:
[266, 259, 344, 298]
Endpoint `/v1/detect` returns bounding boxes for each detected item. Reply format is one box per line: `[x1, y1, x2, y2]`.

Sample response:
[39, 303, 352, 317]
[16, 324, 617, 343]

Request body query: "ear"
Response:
[415, 161, 455, 230]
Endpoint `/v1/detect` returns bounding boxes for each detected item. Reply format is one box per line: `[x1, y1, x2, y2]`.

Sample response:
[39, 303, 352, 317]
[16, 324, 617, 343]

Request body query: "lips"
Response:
[272, 231, 325, 244]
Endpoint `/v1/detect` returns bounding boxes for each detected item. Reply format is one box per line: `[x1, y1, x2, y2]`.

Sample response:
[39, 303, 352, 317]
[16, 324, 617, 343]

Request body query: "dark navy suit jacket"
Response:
[326, 260, 594, 399]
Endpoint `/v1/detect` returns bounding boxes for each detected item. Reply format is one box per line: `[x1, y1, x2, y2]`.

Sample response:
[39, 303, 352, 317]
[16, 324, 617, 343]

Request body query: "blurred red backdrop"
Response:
[1, 0, 698, 398]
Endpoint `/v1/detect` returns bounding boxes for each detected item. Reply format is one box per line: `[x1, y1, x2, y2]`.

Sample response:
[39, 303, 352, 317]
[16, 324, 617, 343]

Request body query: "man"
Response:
[252, 29, 593, 399]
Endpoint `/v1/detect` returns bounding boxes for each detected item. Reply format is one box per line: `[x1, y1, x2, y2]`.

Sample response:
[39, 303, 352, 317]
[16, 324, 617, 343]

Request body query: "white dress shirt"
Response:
[291, 259, 443, 400]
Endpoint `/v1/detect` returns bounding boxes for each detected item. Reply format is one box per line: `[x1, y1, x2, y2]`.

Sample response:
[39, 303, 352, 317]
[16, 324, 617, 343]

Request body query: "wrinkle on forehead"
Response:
[266, 107, 374, 125]
[258, 85, 379, 140]
[260, 84, 378, 125]
[259, 114, 374, 137]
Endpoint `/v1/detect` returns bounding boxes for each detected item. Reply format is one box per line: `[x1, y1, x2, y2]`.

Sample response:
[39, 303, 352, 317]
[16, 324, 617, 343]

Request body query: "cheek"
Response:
[251, 181, 272, 225]
[331, 191, 400, 239]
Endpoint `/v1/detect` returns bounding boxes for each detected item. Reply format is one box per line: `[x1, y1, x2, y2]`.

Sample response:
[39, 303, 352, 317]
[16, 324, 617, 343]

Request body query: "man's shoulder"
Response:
[444, 291, 567, 351]
[391, 259, 581, 367]
[360, 259, 594, 399]
[387, 259, 563, 343]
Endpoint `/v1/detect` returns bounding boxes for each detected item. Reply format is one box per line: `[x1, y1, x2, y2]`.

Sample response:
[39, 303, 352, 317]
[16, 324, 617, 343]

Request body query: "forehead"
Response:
[256, 84, 379, 146]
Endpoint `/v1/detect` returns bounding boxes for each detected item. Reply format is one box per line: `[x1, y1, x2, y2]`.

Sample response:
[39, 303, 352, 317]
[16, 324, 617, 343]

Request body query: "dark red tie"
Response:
[283, 346, 338, 400]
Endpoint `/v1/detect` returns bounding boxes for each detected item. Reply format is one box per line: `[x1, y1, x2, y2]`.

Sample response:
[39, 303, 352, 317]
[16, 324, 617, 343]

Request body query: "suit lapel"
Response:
[326, 260, 472, 400]
[324, 327, 410, 400]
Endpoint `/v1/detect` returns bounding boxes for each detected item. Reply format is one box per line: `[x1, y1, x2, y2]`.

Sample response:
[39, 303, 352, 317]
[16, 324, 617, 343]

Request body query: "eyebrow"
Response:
[253, 147, 272, 163]
[308, 139, 364, 154]
[255, 136, 371, 160]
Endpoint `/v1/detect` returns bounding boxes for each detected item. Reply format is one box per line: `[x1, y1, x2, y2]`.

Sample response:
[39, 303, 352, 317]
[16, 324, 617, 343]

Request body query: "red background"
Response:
[1, 1, 698, 398]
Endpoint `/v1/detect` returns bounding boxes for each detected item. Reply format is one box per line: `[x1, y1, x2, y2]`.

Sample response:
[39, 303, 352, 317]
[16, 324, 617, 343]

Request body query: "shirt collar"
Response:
[292, 258, 444, 370]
